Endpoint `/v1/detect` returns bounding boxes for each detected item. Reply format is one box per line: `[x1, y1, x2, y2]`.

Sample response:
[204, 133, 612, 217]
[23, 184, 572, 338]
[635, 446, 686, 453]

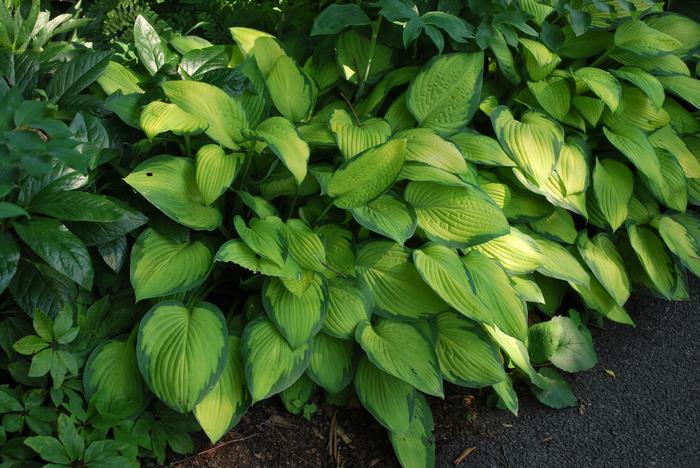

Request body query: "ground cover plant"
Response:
[1, 0, 700, 466]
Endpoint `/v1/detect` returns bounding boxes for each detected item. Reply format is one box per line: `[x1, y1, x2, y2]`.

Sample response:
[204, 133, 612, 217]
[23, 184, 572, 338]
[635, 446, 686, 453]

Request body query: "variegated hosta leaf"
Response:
[407, 52, 484, 134]
[645, 13, 700, 57]
[262, 274, 328, 348]
[307, 332, 354, 393]
[530, 208, 577, 244]
[492, 107, 563, 186]
[84, 332, 148, 419]
[658, 213, 700, 276]
[323, 277, 373, 339]
[329, 109, 391, 160]
[250, 117, 310, 185]
[195, 145, 243, 205]
[529, 232, 590, 286]
[163, 80, 247, 149]
[230, 28, 282, 75]
[604, 87, 670, 132]
[556, 136, 590, 196]
[280, 374, 316, 414]
[139, 101, 208, 140]
[354, 356, 416, 433]
[449, 131, 515, 167]
[396, 128, 469, 175]
[639, 149, 688, 212]
[627, 224, 678, 299]
[577, 232, 630, 307]
[241, 316, 312, 402]
[573, 67, 621, 112]
[472, 227, 545, 274]
[435, 311, 506, 388]
[519, 38, 560, 81]
[315, 225, 355, 277]
[389, 394, 435, 468]
[602, 125, 663, 188]
[592, 159, 634, 232]
[511, 276, 545, 304]
[355, 318, 443, 397]
[658, 75, 700, 109]
[528, 316, 597, 372]
[124, 155, 222, 231]
[351, 194, 417, 246]
[356, 241, 447, 320]
[483, 323, 546, 388]
[280, 218, 327, 272]
[528, 71, 571, 120]
[613, 19, 682, 56]
[327, 139, 407, 208]
[356, 66, 419, 115]
[650, 126, 700, 179]
[130, 228, 212, 301]
[572, 95, 605, 127]
[570, 274, 634, 326]
[611, 67, 665, 109]
[665, 97, 700, 135]
[137, 301, 228, 413]
[266, 55, 317, 122]
[215, 239, 301, 278]
[404, 181, 509, 248]
[194, 336, 250, 443]
[234, 215, 287, 267]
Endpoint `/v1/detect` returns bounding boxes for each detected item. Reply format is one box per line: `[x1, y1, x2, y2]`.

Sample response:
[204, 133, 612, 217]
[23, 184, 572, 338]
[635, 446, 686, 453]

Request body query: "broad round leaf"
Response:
[139, 101, 208, 140]
[323, 277, 373, 339]
[266, 55, 316, 122]
[307, 332, 354, 393]
[252, 117, 310, 185]
[137, 301, 228, 413]
[351, 194, 416, 246]
[472, 227, 545, 274]
[573, 67, 621, 112]
[329, 109, 391, 160]
[396, 128, 469, 174]
[528, 316, 597, 372]
[195, 145, 243, 205]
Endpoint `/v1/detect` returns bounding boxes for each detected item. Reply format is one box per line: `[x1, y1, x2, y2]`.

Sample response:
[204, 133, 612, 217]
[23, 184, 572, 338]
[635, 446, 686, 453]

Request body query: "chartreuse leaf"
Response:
[412, 244, 490, 324]
[13, 219, 93, 290]
[84, 331, 147, 419]
[263, 274, 328, 348]
[124, 156, 222, 230]
[194, 336, 250, 443]
[97, 61, 145, 95]
[407, 52, 483, 133]
[492, 107, 563, 186]
[356, 66, 419, 116]
[307, 333, 354, 393]
[628, 224, 677, 299]
[163, 80, 247, 150]
[404, 181, 509, 248]
[130, 228, 212, 301]
[397, 128, 469, 175]
[511, 276, 545, 304]
[472, 227, 545, 275]
[229, 27, 280, 75]
[336, 30, 393, 84]
[658, 75, 700, 109]
[519, 38, 560, 81]
[329, 109, 391, 160]
[435, 311, 506, 388]
[351, 194, 416, 246]
[241, 317, 312, 402]
[389, 394, 435, 468]
[195, 145, 243, 205]
[216, 240, 300, 278]
[570, 274, 634, 326]
[266, 55, 316, 122]
[251, 116, 310, 185]
[531, 233, 590, 286]
[0, 232, 19, 294]
[592, 159, 634, 232]
[483, 323, 546, 388]
[356, 241, 447, 320]
[356, 319, 443, 397]
[281, 219, 327, 272]
[573, 67, 621, 112]
[650, 126, 700, 179]
[658, 213, 700, 276]
[492, 376, 518, 415]
[646, 13, 700, 56]
[613, 19, 681, 56]
[527, 71, 571, 120]
[577, 232, 630, 306]
[328, 139, 407, 208]
[611, 67, 664, 109]
[323, 277, 373, 339]
[642, 149, 688, 212]
[354, 356, 416, 433]
[234, 216, 286, 267]
[531, 208, 577, 244]
[139, 101, 208, 140]
[280, 374, 316, 415]
[449, 131, 514, 167]
[137, 301, 228, 413]
[528, 316, 597, 372]
[602, 126, 663, 188]
[573, 96, 605, 127]
[461, 251, 528, 340]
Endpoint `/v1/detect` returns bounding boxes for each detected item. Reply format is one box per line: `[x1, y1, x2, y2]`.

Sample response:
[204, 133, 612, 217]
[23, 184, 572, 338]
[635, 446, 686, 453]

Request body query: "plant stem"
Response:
[184, 135, 192, 157]
[590, 47, 614, 68]
[313, 200, 335, 227]
[355, 16, 383, 103]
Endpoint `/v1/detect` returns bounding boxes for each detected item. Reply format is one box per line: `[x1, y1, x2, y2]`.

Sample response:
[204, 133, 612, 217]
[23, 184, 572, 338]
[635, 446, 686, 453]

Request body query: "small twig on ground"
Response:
[453, 446, 476, 465]
[542, 437, 553, 443]
[328, 410, 339, 464]
[502, 446, 512, 468]
[171, 433, 258, 465]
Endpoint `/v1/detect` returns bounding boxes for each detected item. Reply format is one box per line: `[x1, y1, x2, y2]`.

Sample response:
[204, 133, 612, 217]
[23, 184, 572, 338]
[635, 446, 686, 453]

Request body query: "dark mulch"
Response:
[173, 277, 700, 468]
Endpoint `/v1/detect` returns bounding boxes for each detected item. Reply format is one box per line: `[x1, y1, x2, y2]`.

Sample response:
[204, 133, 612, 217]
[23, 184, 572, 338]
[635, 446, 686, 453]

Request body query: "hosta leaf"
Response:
[241, 317, 312, 402]
[461, 251, 528, 340]
[528, 316, 597, 372]
[323, 277, 373, 339]
[130, 228, 212, 301]
[356, 66, 419, 116]
[449, 131, 514, 167]
[97, 61, 144, 95]
[572, 95, 605, 127]
[389, 394, 435, 468]
[650, 126, 700, 179]
[483, 323, 546, 388]
[472, 227, 545, 274]
[602, 126, 663, 188]
[658, 75, 700, 109]
[329, 109, 391, 160]
[511, 276, 545, 304]
[234, 216, 286, 267]
[627, 225, 677, 299]
[577, 232, 630, 306]
[404, 181, 509, 248]
[435, 311, 506, 388]
[311, 4, 371, 36]
[215, 240, 300, 278]
[492, 107, 563, 186]
[351, 194, 416, 246]
[280, 375, 316, 415]
[354, 356, 415, 433]
[194, 336, 249, 444]
[266, 55, 316, 122]
[614, 19, 681, 56]
[229, 28, 280, 75]
[327, 139, 406, 208]
[195, 145, 243, 205]
[665, 98, 700, 135]
[398, 164, 469, 186]
[356, 241, 447, 320]
[307, 333, 354, 393]
[531, 367, 577, 409]
[262, 274, 328, 348]
[611, 67, 664, 109]
[407, 52, 483, 133]
[412, 244, 490, 324]
[492, 376, 518, 415]
[570, 273, 634, 326]
[336, 30, 393, 84]
[13, 219, 93, 290]
[396, 128, 469, 175]
[356, 319, 443, 397]
[528, 72, 571, 120]
[124, 155, 222, 230]
[645, 13, 700, 57]
[530, 208, 577, 244]
[238, 191, 278, 218]
[84, 332, 148, 419]
[163, 80, 247, 150]
[519, 38, 560, 81]
[281, 219, 327, 272]
[573, 67, 621, 112]
[531, 234, 589, 286]
[592, 159, 634, 232]
[658, 214, 700, 276]
[139, 101, 208, 140]
[641, 149, 688, 212]
[250, 116, 310, 185]
[0, 232, 20, 294]
[137, 301, 228, 413]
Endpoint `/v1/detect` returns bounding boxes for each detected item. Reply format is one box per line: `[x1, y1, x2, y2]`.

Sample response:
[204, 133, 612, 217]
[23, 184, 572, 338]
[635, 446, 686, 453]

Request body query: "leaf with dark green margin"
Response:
[307, 333, 354, 393]
[323, 277, 373, 340]
[351, 194, 416, 246]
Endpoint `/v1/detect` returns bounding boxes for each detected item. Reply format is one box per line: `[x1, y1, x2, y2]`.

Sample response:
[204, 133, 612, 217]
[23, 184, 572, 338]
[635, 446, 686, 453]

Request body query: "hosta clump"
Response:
[85, 2, 700, 467]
